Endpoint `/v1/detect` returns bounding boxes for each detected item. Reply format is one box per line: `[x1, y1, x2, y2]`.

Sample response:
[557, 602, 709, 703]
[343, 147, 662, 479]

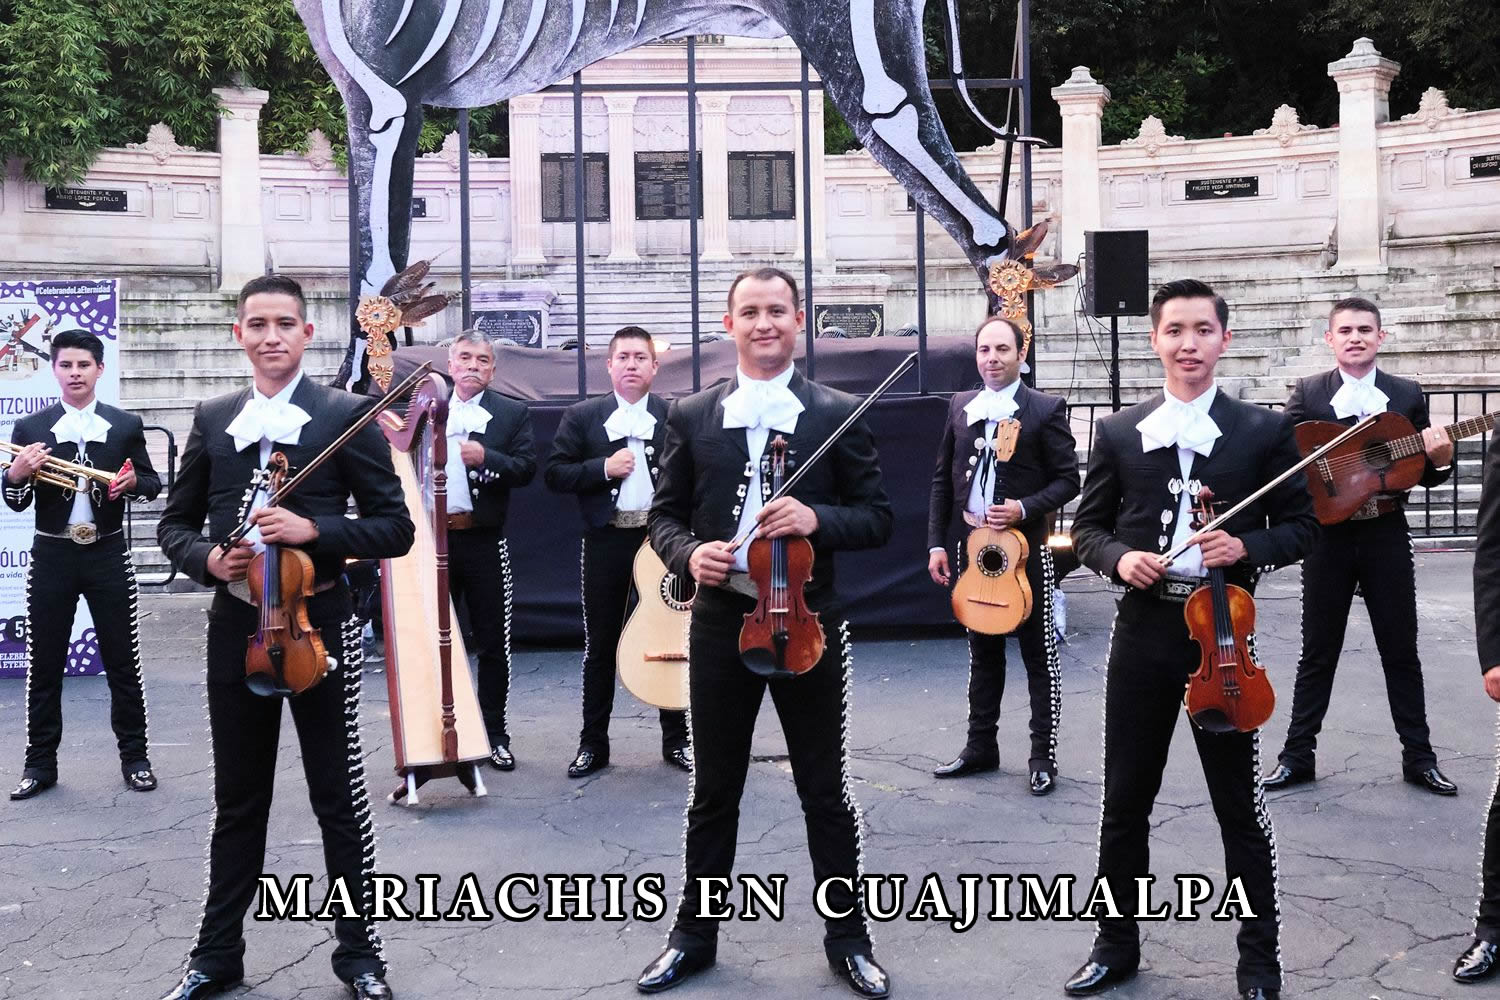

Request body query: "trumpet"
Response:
[0, 441, 121, 490]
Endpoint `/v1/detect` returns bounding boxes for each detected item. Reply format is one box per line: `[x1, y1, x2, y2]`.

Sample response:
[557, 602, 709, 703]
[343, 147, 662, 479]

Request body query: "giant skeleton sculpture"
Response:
[294, 0, 1025, 384]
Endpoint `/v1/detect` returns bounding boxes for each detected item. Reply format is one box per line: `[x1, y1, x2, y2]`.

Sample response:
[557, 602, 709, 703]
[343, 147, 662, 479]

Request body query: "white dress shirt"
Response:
[604, 392, 656, 512]
[52, 398, 110, 525]
[722, 365, 802, 572]
[445, 392, 491, 515]
[228, 372, 307, 553]
[1330, 367, 1389, 420]
[1137, 382, 1221, 580]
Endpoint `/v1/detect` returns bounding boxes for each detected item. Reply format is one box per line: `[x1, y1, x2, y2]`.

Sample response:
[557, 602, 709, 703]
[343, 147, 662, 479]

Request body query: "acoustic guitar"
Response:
[1297, 408, 1499, 525]
[951, 417, 1033, 635]
[617, 540, 694, 710]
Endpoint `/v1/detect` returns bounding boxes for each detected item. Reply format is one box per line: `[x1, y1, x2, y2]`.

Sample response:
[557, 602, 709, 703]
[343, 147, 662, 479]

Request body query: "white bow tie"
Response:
[1137, 398, 1221, 457]
[964, 389, 1019, 426]
[722, 379, 804, 433]
[51, 408, 109, 446]
[1330, 378, 1388, 420]
[226, 395, 312, 452]
[448, 397, 491, 437]
[604, 402, 656, 442]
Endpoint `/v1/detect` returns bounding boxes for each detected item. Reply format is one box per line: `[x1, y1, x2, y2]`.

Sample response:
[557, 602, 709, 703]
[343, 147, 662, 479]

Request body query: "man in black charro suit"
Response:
[545, 325, 689, 778]
[155, 274, 413, 1000]
[926, 314, 1079, 794]
[635, 267, 894, 998]
[1262, 296, 1457, 795]
[1064, 279, 1317, 1000]
[6, 327, 161, 800]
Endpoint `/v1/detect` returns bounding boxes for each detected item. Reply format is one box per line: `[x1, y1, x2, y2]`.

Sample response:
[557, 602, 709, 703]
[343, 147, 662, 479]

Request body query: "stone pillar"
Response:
[1328, 37, 1400, 269]
[808, 92, 828, 262]
[508, 95, 546, 266]
[212, 86, 270, 291]
[700, 94, 732, 261]
[604, 94, 641, 262]
[1050, 67, 1109, 271]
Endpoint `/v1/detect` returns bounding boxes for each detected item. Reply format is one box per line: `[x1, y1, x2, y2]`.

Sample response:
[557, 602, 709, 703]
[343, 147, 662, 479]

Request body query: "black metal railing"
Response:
[128, 424, 178, 587]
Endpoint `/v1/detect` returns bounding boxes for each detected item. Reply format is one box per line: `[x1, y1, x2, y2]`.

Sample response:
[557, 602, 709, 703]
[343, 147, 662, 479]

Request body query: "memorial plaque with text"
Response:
[411, 197, 428, 219]
[814, 303, 884, 339]
[541, 153, 610, 222]
[729, 151, 796, 220]
[474, 309, 543, 348]
[1185, 176, 1259, 200]
[635, 151, 703, 220]
[45, 187, 128, 212]
[1471, 153, 1500, 178]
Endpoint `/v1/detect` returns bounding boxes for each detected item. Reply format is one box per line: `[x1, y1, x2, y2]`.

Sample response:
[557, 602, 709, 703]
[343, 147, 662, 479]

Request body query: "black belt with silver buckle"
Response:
[36, 524, 117, 546]
[609, 509, 649, 529]
[1349, 496, 1400, 521]
[1132, 577, 1201, 604]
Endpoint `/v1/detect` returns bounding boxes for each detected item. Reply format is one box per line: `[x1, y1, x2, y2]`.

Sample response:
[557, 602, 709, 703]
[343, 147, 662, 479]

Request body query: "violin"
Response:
[243, 452, 332, 697]
[950, 417, 1032, 635]
[1181, 485, 1274, 733]
[739, 436, 825, 677]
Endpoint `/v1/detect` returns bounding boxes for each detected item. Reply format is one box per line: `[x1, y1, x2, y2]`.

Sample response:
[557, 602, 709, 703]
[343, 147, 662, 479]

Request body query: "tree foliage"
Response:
[1, 0, 1496, 181]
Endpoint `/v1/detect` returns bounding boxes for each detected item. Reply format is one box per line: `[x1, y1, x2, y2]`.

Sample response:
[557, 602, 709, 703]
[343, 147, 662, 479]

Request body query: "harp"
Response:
[377, 372, 490, 805]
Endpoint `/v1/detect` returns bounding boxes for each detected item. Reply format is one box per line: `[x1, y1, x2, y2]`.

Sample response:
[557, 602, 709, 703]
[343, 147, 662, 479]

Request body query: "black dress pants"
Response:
[22, 534, 149, 781]
[1278, 511, 1436, 774]
[190, 587, 383, 984]
[669, 590, 870, 961]
[449, 526, 513, 749]
[1090, 592, 1281, 993]
[957, 537, 1061, 771]
[1475, 736, 1500, 942]
[578, 525, 688, 755]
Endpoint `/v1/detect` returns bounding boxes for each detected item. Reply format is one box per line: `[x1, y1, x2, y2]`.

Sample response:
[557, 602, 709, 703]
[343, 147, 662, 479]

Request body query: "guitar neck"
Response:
[1388, 411, 1500, 461]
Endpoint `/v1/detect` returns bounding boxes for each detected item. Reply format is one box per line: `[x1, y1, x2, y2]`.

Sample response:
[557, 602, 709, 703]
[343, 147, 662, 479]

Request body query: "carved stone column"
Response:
[212, 86, 270, 291]
[1328, 37, 1400, 269]
[605, 94, 641, 262]
[700, 94, 732, 261]
[508, 95, 546, 266]
[1050, 67, 1109, 271]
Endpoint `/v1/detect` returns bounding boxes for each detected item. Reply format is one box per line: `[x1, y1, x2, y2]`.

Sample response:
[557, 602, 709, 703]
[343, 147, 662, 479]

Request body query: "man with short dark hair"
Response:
[1066, 278, 1317, 1000]
[1453, 430, 1500, 983]
[155, 274, 413, 1000]
[636, 267, 894, 998]
[6, 328, 161, 800]
[443, 329, 536, 772]
[1263, 296, 1457, 795]
[546, 326, 690, 778]
[926, 314, 1078, 794]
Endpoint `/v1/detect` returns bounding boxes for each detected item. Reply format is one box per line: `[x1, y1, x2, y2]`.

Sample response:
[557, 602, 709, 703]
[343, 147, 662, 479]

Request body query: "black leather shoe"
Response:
[1260, 764, 1314, 790]
[932, 753, 998, 779]
[1241, 988, 1279, 1000]
[126, 768, 158, 792]
[158, 970, 238, 1000]
[347, 972, 394, 999]
[1405, 766, 1458, 796]
[636, 947, 713, 993]
[664, 747, 693, 773]
[9, 775, 55, 800]
[488, 745, 515, 771]
[829, 952, 890, 998]
[568, 748, 608, 778]
[1063, 960, 1137, 995]
[1455, 939, 1500, 982]
[1030, 769, 1056, 796]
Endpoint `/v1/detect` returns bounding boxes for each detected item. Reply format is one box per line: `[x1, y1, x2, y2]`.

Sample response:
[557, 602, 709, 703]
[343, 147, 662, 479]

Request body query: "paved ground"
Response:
[0, 550, 1493, 1000]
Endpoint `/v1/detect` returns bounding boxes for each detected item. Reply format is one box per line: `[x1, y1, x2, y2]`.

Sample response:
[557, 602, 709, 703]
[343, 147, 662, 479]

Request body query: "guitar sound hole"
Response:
[660, 573, 697, 612]
[977, 546, 1009, 577]
[1361, 440, 1393, 470]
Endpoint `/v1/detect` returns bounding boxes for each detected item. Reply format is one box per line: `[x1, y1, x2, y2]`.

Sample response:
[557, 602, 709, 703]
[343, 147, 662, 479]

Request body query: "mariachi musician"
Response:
[1066, 279, 1317, 1000]
[637, 267, 894, 998]
[1263, 296, 1456, 795]
[1454, 430, 1500, 983]
[441, 329, 536, 773]
[155, 275, 413, 1000]
[5, 328, 161, 800]
[544, 325, 690, 778]
[927, 313, 1078, 794]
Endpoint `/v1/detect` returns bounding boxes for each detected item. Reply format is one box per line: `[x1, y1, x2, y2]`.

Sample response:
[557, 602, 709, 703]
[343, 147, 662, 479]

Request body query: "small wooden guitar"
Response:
[617, 540, 694, 710]
[951, 417, 1032, 635]
[1297, 408, 1499, 525]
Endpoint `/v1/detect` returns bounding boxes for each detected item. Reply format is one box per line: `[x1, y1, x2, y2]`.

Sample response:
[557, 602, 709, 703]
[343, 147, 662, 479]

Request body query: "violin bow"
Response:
[1160, 412, 1378, 567]
[218, 362, 435, 551]
[727, 351, 917, 553]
